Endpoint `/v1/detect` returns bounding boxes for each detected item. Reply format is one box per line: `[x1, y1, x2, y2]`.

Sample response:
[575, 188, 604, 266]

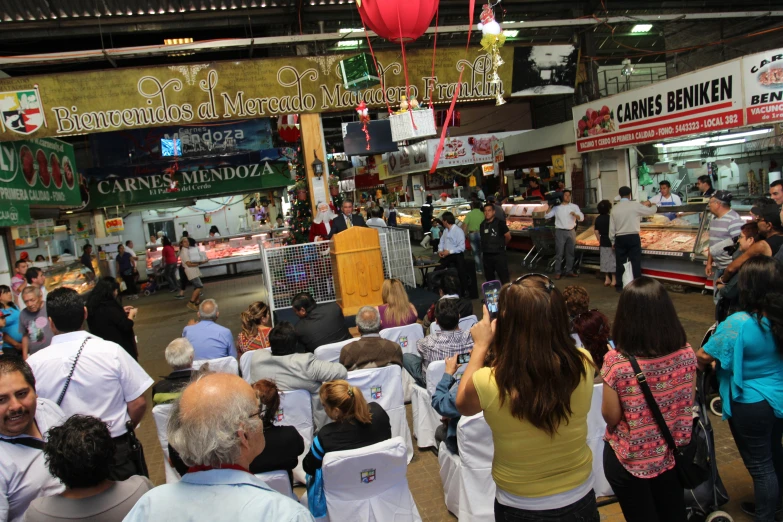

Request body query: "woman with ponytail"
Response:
[302, 380, 391, 475]
[237, 301, 272, 357]
[698, 256, 783, 521]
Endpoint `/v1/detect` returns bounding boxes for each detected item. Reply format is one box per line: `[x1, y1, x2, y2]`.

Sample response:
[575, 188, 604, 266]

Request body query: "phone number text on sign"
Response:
[576, 110, 743, 152]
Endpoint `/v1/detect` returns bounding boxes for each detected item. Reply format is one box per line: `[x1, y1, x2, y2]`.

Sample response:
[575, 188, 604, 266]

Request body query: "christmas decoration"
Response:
[339, 53, 380, 91]
[356, 101, 371, 151]
[355, 0, 438, 42]
[478, 3, 507, 106]
[287, 146, 312, 244]
[277, 115, 301, 143]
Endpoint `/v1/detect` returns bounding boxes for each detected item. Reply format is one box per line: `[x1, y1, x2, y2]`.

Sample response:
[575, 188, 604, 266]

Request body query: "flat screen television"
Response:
[161, 138, 182, 157]
[343, 120, 399, 156]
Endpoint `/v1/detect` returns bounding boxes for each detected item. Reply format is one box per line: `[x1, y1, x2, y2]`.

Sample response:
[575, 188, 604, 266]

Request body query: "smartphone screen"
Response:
[482, 280, 502, 320]
[457, 353, 471, 364]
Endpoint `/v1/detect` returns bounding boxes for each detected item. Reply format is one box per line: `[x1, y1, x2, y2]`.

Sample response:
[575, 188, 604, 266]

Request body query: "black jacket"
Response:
[328, 213, 367, 238]
[86, 300, 137, 359]
[295, 302, 352, 353]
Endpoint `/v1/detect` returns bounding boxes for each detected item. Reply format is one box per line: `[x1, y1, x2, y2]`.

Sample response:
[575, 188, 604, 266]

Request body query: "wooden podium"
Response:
[330, 226, 384, 316]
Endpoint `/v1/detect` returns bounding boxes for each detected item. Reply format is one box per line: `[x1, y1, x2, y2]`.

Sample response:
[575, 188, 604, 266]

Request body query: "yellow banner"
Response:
[0, 47, 512, 142]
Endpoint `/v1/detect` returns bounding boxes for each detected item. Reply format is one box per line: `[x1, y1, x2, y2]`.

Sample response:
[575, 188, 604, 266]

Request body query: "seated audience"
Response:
[292, 292, 352, 353]
[366, 207, 387, 228]
[403, 299, 473, 388]
[28, 288, 153, 481]
[378, 279, 418, 329]
[340, 306, 403, 371]
[698, 257, 783, 521]
[602, 277, 696, 522]
[86, 277, 138, 360]
[182, 299, 237, 360]
[24, 415, 153, 522]
[431, 354, 464, 455]
[422, 274, 474, 332]
[302, 380, 391, 475]
[456, 275, 598, 521]
[249, 321, 346, 428]
[562, 285, 590, 319]
[0, 358, 65, 522]
[19, 286, 54, 359]
[124, 373, 311, 521]
[152, 338, 196, 405]
[169, 379, 304, 487]
[237, 301, 272, 357]
[570, 309, 610, 383]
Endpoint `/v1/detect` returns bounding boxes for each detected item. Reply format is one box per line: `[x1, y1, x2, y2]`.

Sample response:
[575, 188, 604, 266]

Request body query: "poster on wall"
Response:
[510, 45, 579, 96]
[742, 48, 783, 125]
[572, 59, 744, 152]
[384, 141, 429, 176]
[426, 133, 509, 168]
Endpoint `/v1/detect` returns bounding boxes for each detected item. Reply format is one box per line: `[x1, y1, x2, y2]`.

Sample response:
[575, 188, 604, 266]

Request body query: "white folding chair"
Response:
[322, 436, 421, 522]
[314, 338, 358, 363]
[409, 361, 446, 449]
[192, 356, 239, 375]
[588, 383, 613, 498]
[438, 412, 495, 521]
[273, 389, 314, 486]
[240, 351, 255, 383]
[151, 404, 181, 484]
[255, 470, 297, 500]
[379, 324, 424, 402]
[346, 365, 414, 463]
[458, 315, 478, 330]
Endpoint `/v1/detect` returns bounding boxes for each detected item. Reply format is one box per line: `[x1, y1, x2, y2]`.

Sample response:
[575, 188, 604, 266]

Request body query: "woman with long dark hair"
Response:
[698, 257, 783, 521]
[601, 277, 696, 522]
[87, 277, 138, 359]
[456, 275, 598, 520]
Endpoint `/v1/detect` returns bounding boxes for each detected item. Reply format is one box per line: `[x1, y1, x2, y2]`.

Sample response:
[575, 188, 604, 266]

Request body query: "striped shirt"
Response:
[417, 329, 474, 373]
[708, 209, 743, 269]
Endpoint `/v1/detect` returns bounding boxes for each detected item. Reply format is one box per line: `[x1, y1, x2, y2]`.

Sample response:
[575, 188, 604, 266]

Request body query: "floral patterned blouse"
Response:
[236, 327, 271, 357]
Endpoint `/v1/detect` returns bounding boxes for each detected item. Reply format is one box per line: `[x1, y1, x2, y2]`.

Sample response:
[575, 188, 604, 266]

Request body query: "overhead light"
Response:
[502, 29, 519, 37]
[65, 211, 74, 214]
[337, 40, 361, 48]
[654, 139, 709, 148]
[339, 28, 362, 33]
[631, 24, 653, 33]
[711, 138, 746, 147]
[709, 128, 772, 141]
[164, 37, 193, 45]
[621, 58, 634, 76]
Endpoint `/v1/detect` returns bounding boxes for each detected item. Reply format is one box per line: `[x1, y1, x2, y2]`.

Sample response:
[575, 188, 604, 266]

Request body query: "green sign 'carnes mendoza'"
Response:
[89, 162, 291, 208]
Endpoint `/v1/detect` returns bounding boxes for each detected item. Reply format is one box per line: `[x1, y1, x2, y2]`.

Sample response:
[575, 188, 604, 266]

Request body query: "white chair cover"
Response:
[254, 470, 297, 500]
[240, 351, 255, 383]
[192, 356, 239, 375]
[346, 365, 414, 463]
[430, 315, 477, 335]
[409, 361, 447, 449]
[273, 389, 314, 485]
[151, 404, 181, 484]
[379, 323, 424, 356]
[437, 412, 495, 521]
[588, 383, 613, 498]
[322, 436, 421, 522]
[314, 338, 358, 363]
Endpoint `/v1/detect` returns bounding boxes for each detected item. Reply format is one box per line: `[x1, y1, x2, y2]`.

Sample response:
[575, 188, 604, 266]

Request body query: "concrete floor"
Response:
[130, 245, 754, 522]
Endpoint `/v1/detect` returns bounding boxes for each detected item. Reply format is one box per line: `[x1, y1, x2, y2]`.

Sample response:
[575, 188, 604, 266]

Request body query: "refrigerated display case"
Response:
[43, 259, 97, 296]
[395, 203, 470, 240]
[502, 202, 549, 238]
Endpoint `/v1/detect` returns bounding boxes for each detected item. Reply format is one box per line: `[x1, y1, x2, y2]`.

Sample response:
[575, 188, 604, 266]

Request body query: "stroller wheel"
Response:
[709, 396, 723, 417]
[144, 290, 151, 297]
[705, 511, 733, 522]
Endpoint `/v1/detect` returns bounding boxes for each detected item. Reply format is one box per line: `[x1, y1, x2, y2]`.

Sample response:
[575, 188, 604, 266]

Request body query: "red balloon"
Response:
[357, 0, 438, 43]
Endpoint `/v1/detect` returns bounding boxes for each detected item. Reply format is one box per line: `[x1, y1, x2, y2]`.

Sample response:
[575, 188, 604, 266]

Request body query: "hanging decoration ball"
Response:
[478, 3, 507, 107]
[277, 114, 301, 143]
[356, 0, 439, 43]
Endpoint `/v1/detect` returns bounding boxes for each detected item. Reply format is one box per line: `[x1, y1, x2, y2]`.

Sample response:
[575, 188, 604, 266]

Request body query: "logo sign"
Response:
[742, 48, 783, 124]
[105, 217, 124, 233]
[0, 138, 80, 207]
[0, 201, 30, 227]
[398, 336, 408, 348]
[552, 155, 566, 173]
[0, 88, 45, 135]
[276, 408, 284, 423]
[482, 163, 495, 176]
[371, 386, 383, 400]
[360, 469, 376, 484]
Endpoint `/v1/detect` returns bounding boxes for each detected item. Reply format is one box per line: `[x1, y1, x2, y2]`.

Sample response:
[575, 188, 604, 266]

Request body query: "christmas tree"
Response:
[288, 146, 312, 244]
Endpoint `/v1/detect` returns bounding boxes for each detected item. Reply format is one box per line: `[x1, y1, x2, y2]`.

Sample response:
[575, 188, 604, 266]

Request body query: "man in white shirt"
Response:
[438, 192, 453, 205]
[648, 180, 682, 219]
[545, 189, 584, 279]
[27, 287, 153, 481]
[609, 186, 658, 291]
[438, 212, 468, 297]
[0, 358, 65, 522]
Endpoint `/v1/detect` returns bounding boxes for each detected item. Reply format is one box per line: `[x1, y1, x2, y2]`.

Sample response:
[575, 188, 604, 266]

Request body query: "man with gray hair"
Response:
[151, 338, 196, 404]
[182, 299, 236, 360]
[124, 373, 313, 522]
[339, 306, 403, 371]
[19, 286, 54, 359]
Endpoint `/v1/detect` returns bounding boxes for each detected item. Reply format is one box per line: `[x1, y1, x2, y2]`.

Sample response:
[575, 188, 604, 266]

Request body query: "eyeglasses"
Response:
[513, 273, 556, 293]
[248, 405, 267, 424]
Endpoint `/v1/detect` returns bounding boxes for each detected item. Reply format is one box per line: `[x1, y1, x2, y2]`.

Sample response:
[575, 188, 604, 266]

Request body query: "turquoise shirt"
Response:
[703, 312, 783, 419]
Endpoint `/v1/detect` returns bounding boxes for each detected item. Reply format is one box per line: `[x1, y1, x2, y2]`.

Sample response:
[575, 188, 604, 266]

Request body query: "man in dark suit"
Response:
[292, 292, 352, 352]
[339, 306, 403, 371]
[328, 199, 367, 238]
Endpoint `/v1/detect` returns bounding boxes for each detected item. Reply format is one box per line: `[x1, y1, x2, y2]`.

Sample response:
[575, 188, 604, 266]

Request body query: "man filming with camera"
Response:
[545, 189, 584, 280]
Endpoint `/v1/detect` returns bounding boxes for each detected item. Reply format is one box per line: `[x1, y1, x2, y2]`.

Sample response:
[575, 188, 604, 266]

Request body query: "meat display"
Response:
[205, 244, 260, 260]
[508, 220, 532, 231]
[577, 229, 697, 252]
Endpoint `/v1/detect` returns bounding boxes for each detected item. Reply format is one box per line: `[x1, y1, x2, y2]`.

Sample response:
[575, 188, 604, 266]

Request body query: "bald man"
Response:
[182, 299, 236, 360]
[125, 373, 312, 521]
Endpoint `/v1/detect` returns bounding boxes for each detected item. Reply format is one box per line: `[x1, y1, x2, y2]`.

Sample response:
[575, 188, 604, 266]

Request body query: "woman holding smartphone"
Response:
[457, 274, 598, 520]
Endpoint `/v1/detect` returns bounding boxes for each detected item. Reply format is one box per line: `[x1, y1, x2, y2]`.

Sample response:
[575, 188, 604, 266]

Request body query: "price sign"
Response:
[482, 163, 495, 176]
[105, 217, 124, 233]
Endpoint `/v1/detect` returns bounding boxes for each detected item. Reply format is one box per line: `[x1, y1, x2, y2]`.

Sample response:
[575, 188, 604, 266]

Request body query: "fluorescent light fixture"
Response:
[337, 40, 361, 47]
[656, 139, 709, 148]
[65, 211, 74, 214]
[631, 24, 652, 33]
[711, 138, 746, 146]
[339, 28, 362, 33]
[164, 38, 193, 45]
[503, 29, 519, 37]
[708, 128, 772, 141]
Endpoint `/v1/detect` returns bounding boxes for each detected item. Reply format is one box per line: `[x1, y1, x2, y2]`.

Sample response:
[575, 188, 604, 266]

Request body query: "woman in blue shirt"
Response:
[697, 256, 783, 521]
[0, 285, 22, 355]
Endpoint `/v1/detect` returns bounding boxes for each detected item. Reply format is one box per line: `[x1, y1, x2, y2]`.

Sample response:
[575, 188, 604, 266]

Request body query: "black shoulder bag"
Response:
[628, 355, 710, 489]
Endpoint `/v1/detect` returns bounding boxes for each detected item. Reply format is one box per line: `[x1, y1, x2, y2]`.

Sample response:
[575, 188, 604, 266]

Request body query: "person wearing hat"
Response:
[719, 204, 783, 286]
[438, 192, 453, 205]
[705, 190, 743, 303]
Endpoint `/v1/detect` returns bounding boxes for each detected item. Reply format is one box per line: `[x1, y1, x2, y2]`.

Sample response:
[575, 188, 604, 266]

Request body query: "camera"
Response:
[723, 237, 740, 256]
[544, 191, 563, 207]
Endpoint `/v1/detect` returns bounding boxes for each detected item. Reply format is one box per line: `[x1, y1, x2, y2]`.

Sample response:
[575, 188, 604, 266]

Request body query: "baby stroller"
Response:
[701, 322, 724, 417]
[140, 276, 159, 296]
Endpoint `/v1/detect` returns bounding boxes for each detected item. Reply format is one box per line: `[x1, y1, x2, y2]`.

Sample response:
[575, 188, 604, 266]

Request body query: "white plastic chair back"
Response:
[192, 356, 239, 375]
[588, 383, 613, 497]
[255, 470, 296, 500]
[379, 323, 424, 355]
[240, 351, 254, 383]
[458, 315, 478, 331]
[151, 404, 180, 484]
[429, 322, 441, 334]
[272, 389, 314, 485]
[322, 436, 421, 522]
[425, 361, 447, 396]
[346, 365, 414, 462]
[409, 360, 446, 449]
[314, 338, 358, 363]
